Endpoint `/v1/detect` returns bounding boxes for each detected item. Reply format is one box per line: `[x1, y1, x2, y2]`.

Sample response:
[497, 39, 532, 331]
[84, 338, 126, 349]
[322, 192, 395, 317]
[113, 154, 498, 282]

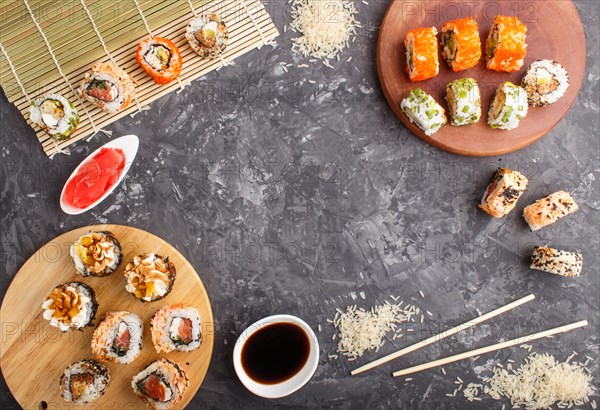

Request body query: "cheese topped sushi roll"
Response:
[186, 13, 229, 59]
[124, 253, 176, 302]
[60, 360, 110, 403]
[29, 94, 79, 140]
[441, 17, 481, 72]
[132, 359, 189, 409]
[92, 311, 143, 364]
[486, 15, 527, 72]
[151, 304, 202, 353]
[445, 78, 481, 126]
[400, 88, 447, 136]
[42, 282, 98, 331]
[523, 191, 578, 231]
[488, 82, 528, 130]
[479, 168, 528, 218]
[521, 60, 569, 106]
[71, 231, 122, 277]
[136, 37, 182, 85]
[405, 27, 439, 82]
[80, 62, 136, 113]
[531, 246, 583, 277]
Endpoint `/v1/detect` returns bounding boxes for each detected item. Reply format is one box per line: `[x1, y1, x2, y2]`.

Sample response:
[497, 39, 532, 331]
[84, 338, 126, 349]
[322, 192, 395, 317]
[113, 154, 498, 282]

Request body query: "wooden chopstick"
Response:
[351, 294, 535, 375]
[392, 320, 588, 377]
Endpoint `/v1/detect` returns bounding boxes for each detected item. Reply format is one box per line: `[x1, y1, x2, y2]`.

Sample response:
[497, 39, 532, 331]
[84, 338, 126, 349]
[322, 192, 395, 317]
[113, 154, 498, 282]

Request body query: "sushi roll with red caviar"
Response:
[405, 27, 439, 81]
[136, 37, 182, 85]
[186, 13, 229, 59]
[92, 311, 143, 364]
[132, 359, 189, 409]
[441, 17, 481, 72]
[60, 360, 110, 403]
[151, 304, 202, 353]
[80, 62, 136, 113]
[485, 15, 527, 72]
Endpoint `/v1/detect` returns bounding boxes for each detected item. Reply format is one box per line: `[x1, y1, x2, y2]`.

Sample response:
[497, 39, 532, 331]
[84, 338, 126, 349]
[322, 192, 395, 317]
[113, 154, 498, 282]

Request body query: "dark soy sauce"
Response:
[241, 322, 310, 385]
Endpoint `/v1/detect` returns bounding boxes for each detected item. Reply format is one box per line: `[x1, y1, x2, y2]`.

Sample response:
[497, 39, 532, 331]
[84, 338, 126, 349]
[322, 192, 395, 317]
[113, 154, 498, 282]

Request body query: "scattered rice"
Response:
[419, 290, 425, 298]
[405, 377, 413, 382]
[441, 367, 446, 375]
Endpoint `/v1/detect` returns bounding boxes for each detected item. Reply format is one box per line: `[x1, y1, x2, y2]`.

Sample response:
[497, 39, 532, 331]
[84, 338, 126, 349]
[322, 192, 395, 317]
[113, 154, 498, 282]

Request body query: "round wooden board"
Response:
[0, 225, 213, 410]
[377, 0, 586, 156]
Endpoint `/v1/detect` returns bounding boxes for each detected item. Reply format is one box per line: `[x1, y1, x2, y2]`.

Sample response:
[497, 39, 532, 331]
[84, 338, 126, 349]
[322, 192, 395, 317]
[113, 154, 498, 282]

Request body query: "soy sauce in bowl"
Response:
[241, 322, 310, 385]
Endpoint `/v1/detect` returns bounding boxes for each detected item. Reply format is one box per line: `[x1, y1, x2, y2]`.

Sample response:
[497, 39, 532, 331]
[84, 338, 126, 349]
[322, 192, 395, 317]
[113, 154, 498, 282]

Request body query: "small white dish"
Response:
[59, 135, 139, 215]
[233, 314, 319, 399]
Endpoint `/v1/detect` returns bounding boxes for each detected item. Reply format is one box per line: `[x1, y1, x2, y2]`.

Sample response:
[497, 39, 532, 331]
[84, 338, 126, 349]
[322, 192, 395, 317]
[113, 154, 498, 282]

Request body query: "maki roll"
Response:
[80, 61, 136, 113]
[441, 17, 481, 72]
[132, 359, 189, 409]
[487, 82, 528, 130]
[136, 37, 183, 85]
[479, 168, 528, 218]
[530, 246, 583, 277]
[523, 191, 578, 231]
[124, 253, 176, 302]
[521, 59, 569, 106]
[445, 78, 481, 126]
[151, 304, 202, 353]
[71, 231, 122, 277]
[486, 15, 527, 72]
[60, 360, 110, 403]
[400, 88, 447, 136]
[92, 311, 143, 364]
[405, 27, 439, 81]
[186, 13, 229, 59]
[42, 282, 98, 331]
[29, 94, 79, 140]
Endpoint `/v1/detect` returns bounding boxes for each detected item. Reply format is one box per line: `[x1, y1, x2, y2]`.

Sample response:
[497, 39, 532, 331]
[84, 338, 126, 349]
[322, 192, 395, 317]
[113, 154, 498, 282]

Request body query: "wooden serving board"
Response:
[0, 224, 214, 409]
[377, 0, 586, 156]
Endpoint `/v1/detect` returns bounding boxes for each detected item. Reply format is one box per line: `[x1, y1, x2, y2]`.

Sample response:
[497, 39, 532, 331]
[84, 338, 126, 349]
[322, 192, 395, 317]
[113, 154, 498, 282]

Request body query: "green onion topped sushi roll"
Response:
[29, 94, 79, 140]
[132, 359, 189, 409]
[521, 60, 569, 107]
[151, 304, 202, 353]
[124, 253, 176, 302]
[400, 88, 447, 136]
[42, 282, 98, 331]
[60, 360, 110, 403]
[487, 82, 528, 130]
[186, 13, 229, 59]
[71, 231, 122, 277]
[445, 78, 481, 126]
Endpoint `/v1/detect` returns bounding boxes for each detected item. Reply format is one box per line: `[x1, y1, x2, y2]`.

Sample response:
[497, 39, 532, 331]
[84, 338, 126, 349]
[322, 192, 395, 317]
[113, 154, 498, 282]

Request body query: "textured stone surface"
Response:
[1, 1, 599, 409]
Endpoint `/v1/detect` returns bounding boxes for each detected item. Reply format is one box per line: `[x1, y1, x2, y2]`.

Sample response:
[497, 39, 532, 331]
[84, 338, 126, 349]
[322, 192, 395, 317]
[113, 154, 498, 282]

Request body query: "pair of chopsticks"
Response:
[350, 294, 588, 377]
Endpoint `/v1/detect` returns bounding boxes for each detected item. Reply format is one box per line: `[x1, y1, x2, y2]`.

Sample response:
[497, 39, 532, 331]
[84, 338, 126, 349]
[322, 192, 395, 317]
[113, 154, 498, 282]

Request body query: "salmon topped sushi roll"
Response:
[523, 191, 578, 231]
[486, 15, 527, 72]
[441, 17, 481, 71]
[405, 27, 439, 81]
[136, 37, 182, 85]
[479, 168, 528, 218]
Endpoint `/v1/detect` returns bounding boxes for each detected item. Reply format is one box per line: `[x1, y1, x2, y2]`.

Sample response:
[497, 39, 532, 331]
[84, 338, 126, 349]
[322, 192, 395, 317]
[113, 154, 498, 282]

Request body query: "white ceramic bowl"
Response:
[233, 314, 319, 399]
[59, 135, 139, 215]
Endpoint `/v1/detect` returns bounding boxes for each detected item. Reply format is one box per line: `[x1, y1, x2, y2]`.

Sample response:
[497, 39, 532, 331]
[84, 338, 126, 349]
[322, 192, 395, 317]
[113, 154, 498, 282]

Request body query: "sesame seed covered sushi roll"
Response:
[151, 304, 202, 353]
[60, 360, 110, 403]
[441, 17, 481, 72]
[479, 168, 528, 218]
[80, 61, 136, 113]
[132, 359, 189, 409]
[521, 59, 569, 106]
[186, 13, 229, 59]
[92, 311, 143, 364]
[124, 253, 176, 302]
[71, 231, 122, 277]
[400, 88, 447, 136]
[487, 82, 528, 130]
[405, 27, 439, 82]
[530, 246, 583, 277]
[486, 15, 527, 72]
[523, 191, 578, 231]
[29, 94, 79, 140]
[445, 78, 481, 126]
[42, 282, 98, 331]
[136, 37, 182, 85]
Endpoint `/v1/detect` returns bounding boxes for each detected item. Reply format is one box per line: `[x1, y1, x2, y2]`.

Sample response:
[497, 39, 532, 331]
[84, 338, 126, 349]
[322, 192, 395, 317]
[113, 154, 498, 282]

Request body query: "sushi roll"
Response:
[60, 360, 110, 403]
[441, 17, 481, 72]
[151, 304, 202, 353]
[521, 59, 569, 106]
[445, 78, 481, 126]
[136, 37, 183, 85]
[523, 191, 578, 231]
[71, 231, 122, 277]
[405, 27, 439, 81]
[485, 15, 527, 72]
[479, 168, 528, 218]
[530, 246, 583, 277]
[80, 61, 136, 113]
[124, 253, 176, 302]
[92, 311, 143, 364]
[42, 281, 98, 331]
[132, 359, 189, 409]
[487, 82, 528, 130]
[29, 94, 79, 140]
[400, 88, 447, 136]
[186, 13, 229, 59]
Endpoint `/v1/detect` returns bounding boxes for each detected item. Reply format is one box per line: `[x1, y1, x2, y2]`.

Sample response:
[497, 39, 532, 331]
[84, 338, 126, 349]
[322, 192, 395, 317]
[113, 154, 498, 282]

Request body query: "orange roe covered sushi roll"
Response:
[405, 27, 439, 82]
[441, 17, 481, 71]
[136, 37, 182, 85]
[485, 15, 527, 72]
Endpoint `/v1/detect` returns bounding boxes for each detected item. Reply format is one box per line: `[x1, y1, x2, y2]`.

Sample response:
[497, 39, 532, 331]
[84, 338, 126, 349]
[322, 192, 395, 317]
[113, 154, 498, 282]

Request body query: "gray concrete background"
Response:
[1, 0, 598, 409]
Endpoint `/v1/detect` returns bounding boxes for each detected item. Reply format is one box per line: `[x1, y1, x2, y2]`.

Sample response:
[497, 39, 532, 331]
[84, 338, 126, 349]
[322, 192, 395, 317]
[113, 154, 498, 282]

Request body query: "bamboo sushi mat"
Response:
[0, 0, 279, 157]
